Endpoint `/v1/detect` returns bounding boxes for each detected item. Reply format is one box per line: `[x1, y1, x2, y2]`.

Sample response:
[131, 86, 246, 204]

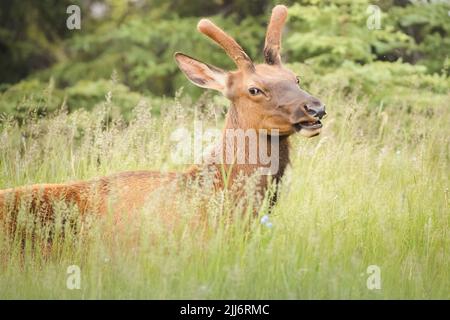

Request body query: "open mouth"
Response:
[294, 120, 322, 131]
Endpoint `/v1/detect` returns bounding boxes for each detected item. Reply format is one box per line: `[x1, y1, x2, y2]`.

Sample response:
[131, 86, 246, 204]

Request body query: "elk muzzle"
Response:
[293, 98, 326, 133]
[305, 102, 326, 120]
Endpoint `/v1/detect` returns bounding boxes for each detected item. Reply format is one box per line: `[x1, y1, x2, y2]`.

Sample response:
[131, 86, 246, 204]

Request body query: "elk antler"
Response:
[264, 5, 288, 65]
[197, 19, 254, 72]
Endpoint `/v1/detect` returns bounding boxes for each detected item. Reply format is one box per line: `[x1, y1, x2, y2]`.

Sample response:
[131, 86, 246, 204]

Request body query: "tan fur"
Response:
[264, 5, 288, 65]
[0, 171, 180, 226]
[197, 19, 254, 72]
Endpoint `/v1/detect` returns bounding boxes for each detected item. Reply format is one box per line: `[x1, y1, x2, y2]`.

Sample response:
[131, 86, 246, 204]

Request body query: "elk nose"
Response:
[305, 103, 326, 120]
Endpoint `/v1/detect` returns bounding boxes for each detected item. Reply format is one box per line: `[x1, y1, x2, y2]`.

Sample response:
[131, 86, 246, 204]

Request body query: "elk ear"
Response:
[174, 52, 227, 92]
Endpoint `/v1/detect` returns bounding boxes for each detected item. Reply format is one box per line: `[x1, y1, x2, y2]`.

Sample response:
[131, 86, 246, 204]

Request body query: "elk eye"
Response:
[296, 76, 300, 84]
[248, 87, 262, 96]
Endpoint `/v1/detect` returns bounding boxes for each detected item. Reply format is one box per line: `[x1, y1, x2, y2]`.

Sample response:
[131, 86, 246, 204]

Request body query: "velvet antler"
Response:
[197, 19, 254, 72]
[264, 5, 288, 65]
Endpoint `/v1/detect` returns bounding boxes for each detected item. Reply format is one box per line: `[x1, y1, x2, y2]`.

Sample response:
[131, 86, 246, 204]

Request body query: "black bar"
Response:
[0, 300, 446, 318]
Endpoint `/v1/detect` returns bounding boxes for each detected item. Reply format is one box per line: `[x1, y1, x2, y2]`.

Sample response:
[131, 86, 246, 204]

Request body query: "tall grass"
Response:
[0, 88, 448, 299]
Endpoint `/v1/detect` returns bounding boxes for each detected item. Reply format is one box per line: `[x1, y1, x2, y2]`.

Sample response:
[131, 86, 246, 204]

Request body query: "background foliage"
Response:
[0, 0, 449, 121]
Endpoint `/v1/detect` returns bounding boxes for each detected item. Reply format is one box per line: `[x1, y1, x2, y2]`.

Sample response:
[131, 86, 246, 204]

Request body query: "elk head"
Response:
[175, 5, 326, 138]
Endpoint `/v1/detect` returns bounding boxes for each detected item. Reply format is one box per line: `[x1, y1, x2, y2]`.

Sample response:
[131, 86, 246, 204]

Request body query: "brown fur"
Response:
[0, 171, 180, 230]
[264, 5, 288, 65]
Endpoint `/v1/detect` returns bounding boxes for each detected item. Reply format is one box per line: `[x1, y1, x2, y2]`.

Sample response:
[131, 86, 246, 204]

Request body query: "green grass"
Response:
[0, 90, 449, 299]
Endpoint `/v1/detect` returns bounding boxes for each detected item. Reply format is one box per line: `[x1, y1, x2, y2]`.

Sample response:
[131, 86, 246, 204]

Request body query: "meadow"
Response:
[0, 84, 448, 299]
[0, 0, 449, 300]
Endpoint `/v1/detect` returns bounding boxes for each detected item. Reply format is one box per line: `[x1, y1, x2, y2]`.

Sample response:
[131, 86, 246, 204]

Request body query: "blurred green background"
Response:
[0, 0, 449, 121]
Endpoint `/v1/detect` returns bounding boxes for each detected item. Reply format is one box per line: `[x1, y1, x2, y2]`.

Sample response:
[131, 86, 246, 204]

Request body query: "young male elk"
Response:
[0, 5, 325, 228]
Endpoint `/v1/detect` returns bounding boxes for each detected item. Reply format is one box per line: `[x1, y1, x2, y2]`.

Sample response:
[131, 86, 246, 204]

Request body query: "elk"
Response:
[0, 5, 325, 230]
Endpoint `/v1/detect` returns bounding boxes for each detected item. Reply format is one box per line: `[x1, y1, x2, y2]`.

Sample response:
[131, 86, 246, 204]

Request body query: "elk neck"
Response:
[218, 103, 291, 184]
